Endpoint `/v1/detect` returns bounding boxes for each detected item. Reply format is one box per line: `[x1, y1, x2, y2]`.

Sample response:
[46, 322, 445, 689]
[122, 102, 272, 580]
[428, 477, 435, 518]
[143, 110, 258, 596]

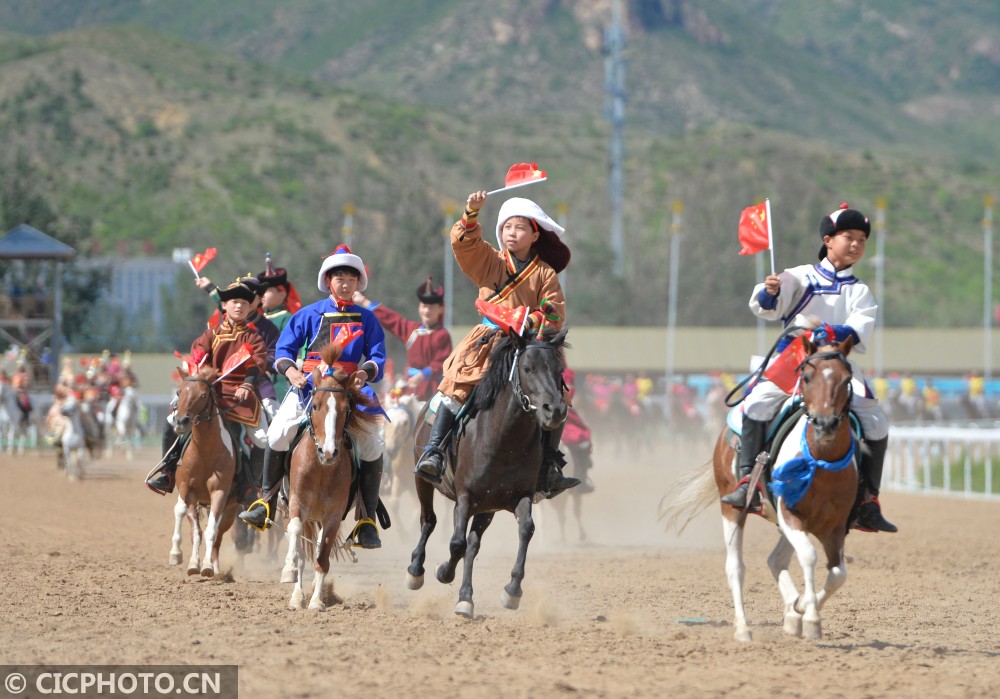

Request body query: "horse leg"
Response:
[451, 511, 494, 618]
[169, 496, 186, 565]
[285, 517, 306, 606]
[780, 519, 821, 639]
[200, 488, 229, 578]
[767, 535, 802, 637]
[436, 494, 470, 586]
[721, 514, 752, 642]
[186, 505, 203, 576]
[406, 477, 437, 590]
[573, 492, 587, 542]
[815, 532, 848, 612]
[309, 523, 335, 611]
[502, 496, 534, 610]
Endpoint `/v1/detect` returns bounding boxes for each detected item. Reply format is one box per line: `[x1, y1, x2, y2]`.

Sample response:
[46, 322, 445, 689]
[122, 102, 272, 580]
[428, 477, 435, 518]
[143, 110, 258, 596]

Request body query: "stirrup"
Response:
[239, 499, 272, 531]
[414, 449, 444, 484]
[144, 471, 174, 496]
[349, 518, 380, 548]
[721, 476, 762, 512]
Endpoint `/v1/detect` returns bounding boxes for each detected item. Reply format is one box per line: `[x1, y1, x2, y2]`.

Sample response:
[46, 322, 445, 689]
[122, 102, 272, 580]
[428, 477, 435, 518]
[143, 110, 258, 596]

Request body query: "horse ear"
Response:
[838, 334, 854, 356]
[801, 334, 815, 356]
[178, 363, 190, 379]
[507, 328, 527, 350]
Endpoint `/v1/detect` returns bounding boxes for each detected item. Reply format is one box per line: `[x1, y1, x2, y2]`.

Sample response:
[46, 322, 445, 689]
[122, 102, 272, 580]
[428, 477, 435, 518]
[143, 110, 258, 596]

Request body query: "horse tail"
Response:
[657, 461, 717, 534]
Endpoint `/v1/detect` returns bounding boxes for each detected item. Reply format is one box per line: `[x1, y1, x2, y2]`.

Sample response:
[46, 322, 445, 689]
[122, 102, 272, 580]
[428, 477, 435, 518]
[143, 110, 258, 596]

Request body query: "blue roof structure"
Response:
[0, 224, 76, 260]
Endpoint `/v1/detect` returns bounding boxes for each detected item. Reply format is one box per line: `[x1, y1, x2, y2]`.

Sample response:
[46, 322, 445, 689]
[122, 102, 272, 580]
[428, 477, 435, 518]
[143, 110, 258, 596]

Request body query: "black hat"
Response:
[258, 252, 289, 289]
[416, 276, 445, 304]
[818, 203, 870, 260]
[218, 280, 258, 303]
[237, 275, 266, 297]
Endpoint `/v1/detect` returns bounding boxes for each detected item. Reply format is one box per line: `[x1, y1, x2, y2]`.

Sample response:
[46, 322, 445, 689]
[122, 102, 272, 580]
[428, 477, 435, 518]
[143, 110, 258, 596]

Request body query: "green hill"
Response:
[0, 3, 998, 354]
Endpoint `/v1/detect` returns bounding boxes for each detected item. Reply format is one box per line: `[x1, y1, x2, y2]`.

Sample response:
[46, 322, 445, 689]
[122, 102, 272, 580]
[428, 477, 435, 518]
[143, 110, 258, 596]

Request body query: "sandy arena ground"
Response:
[2, 435, 998, 698]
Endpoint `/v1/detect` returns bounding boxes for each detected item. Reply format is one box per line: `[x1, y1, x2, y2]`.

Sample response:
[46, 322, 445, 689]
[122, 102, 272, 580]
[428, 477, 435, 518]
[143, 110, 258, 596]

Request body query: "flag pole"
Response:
[188, 260, 201, 280]
[765, 198, 775, 275]
[485, 178, 547, 197]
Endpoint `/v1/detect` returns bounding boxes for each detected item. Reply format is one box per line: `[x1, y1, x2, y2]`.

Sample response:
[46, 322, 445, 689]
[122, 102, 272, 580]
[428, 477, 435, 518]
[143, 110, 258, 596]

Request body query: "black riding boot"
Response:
[355, 456, 384, 549]
[721, 417, 768, 508]
[415, 405, 456, 484]
[239, 446, 285, 530]
[539, 422, 581, 499]
[855, 437, 897, 533]
[145, 420, 183, 495]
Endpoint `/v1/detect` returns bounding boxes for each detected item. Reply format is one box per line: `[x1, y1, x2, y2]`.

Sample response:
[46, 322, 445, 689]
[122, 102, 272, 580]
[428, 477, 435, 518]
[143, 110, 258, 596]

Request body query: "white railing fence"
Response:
[886, 424, 1000, 500]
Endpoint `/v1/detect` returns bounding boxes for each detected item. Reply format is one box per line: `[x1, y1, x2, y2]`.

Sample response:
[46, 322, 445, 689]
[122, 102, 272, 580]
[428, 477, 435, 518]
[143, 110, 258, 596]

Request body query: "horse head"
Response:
[798, 333, 854, 443]
[306, 342, 371, 466]
[507, 327, 569, 431]
[174, 364, 219, 435]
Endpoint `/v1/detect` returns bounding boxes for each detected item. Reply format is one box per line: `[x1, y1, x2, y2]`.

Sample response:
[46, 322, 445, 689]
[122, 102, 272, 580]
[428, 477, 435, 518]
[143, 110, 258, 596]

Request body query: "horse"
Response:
[55, 394, 88, 481]
[167, 364, 241, 577]
[105, 385, 142, 460]
[661, 334, 858, 642]
[0, 382, 35, 454]
[406, 327, 568, 618]
[281, 343, 377, 610]
[381, 392, 423, 533]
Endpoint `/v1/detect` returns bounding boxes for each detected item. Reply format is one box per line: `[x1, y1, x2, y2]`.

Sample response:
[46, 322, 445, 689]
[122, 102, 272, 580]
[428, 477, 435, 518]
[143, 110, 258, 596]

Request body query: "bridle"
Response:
[179, 377, 220, 425]
[797, 350, 853, 430]
[307, 384, 350, 450]
[509, 344, 563, 413]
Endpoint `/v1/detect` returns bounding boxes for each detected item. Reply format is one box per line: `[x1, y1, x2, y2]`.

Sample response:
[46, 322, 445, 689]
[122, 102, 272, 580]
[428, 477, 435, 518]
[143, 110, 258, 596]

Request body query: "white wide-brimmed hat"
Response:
[317, 244, 368, 292]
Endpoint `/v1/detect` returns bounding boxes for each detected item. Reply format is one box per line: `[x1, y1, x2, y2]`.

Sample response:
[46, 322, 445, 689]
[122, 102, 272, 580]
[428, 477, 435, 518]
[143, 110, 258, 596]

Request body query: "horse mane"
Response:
[312, 342, 379, 432]
[197, 365, 219, 383]
[474, 327, 568, 413]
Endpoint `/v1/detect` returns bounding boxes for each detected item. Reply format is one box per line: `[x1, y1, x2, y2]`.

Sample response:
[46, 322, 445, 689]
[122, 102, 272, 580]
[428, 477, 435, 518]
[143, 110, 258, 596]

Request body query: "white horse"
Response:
[105, 386, 142, 460]
[57, 395, 88, 481]
[0, 382, 35, 454]
[382, 393, 423, 531]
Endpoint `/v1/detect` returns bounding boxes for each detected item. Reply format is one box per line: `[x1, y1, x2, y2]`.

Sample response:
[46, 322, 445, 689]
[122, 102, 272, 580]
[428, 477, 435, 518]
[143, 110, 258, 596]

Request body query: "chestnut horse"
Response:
[661, 334, 858, 642]
[406, 327, 568, 618]
[167, 364, 241, 577]
[281, 343, 377, 610]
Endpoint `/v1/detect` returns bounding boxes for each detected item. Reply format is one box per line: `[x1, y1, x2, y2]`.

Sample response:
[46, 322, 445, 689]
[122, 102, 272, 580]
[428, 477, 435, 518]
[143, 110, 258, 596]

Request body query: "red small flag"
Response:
[218, 343, 254, 381]
[737, 203, 769, 256]
[190, 247, 217, 273]
[763, 335, 807, 394]
[504, 162, 547, 188]
[333, 325, 364, 349]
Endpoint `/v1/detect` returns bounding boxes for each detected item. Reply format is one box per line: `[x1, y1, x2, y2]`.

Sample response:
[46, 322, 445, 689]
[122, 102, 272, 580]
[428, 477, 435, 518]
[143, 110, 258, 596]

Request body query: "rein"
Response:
[797, 350, 854, 429]
[179, 377, 220, 425]
[508, 345, 560, 413]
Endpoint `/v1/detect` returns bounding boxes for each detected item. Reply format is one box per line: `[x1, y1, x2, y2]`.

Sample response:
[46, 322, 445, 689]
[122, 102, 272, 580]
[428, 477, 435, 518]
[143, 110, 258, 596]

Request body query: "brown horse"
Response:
[280, 343, 377, 610]
[406, 327, 568, 618]
[167, 364, 241, 577]
[661, 334, 858, 641]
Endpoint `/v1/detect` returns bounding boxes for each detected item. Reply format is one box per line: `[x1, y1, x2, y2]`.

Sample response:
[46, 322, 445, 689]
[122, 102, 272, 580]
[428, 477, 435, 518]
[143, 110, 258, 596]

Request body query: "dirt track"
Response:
[2, 439, 998, 698]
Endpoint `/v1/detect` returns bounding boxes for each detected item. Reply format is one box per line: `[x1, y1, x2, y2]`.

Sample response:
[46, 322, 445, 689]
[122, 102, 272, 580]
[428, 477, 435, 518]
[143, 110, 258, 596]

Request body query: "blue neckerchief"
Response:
[769, 427, 855, 508]
[481, 317, 499, 328]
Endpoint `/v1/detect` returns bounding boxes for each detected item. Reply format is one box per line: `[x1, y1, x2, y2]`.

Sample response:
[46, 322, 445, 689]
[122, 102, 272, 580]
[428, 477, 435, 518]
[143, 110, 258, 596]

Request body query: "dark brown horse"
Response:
[280, 343, 377, 610]
[167, 365, 241, 577]
[406, 327, 568, 618]
[661, 334, 858, 641]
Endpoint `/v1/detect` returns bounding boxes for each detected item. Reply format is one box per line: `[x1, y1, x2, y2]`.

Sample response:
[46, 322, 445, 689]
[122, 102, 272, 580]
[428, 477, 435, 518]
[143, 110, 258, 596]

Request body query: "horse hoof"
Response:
[187, 564, 200, 576]
[289, 593, 305, 610]
[280, 569, 297, 584]
[500, 589, 521, 610]
[201, 567, 215, 578]
[168, 553, 182, 566]
[406, 573, 424, 590]
[803, 620, 822, 640]
[734, 628, 753, 643]
[783, 612, 803, 637]
[454, 600, 474, 618]
[308, 601, 327, 612]
[435, 563, 454, 585]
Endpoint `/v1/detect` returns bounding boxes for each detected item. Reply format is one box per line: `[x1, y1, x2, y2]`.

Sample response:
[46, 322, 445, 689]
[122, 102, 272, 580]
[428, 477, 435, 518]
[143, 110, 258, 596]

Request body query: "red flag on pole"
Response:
[737, 203, 769, 256]
[217, 343, 254, 382]
[190, 247, 217, 273]
[475, 298, 529, 335]
[763, 335, 807, 394]
[486, 163, 548, 196]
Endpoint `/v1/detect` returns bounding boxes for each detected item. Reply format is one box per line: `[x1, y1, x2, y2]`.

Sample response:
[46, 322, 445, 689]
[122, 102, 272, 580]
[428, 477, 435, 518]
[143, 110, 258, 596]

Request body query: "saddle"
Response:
[726, 398, 864, 518]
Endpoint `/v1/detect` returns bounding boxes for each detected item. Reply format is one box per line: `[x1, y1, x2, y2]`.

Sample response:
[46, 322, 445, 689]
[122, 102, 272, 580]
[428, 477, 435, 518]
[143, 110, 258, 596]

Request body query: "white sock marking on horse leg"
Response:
[169, 497, 186, 563]
[722, 516, 751, 641]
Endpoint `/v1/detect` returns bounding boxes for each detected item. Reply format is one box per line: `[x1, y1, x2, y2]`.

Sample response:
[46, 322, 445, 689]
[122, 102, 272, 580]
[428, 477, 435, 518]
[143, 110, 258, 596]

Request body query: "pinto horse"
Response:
[281, 343, 377, 610]
[406, 327, 568, 618]
[661, 334, 858, 642]
[167, 364, 241, 577]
